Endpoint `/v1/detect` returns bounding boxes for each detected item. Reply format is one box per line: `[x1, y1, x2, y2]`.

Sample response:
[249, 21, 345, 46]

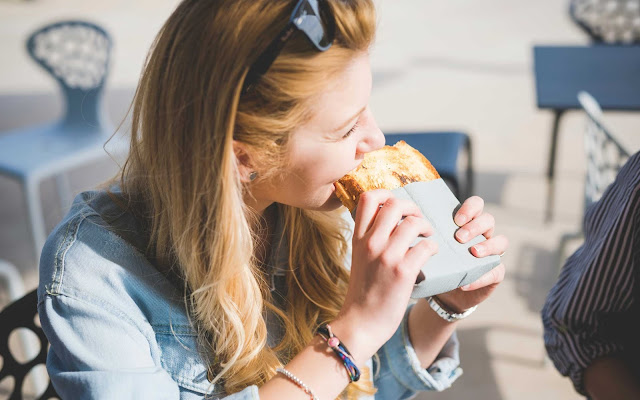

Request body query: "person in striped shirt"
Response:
[542, 150, 640, 399]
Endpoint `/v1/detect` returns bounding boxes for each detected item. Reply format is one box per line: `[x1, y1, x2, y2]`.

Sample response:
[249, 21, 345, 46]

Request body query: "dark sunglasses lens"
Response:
[292, 0, 333, 51]
[243, 0, 334, 92]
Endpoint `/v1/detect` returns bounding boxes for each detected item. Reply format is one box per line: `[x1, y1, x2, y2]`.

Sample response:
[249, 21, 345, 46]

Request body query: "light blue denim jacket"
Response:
[37, 188, 462, 399]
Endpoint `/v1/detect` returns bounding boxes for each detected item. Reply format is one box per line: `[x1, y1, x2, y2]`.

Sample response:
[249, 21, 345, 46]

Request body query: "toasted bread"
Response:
[334, 140, 440, 212]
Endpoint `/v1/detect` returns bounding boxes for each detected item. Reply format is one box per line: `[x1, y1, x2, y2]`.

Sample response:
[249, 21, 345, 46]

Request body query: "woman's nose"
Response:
[357, 117, 385, 154]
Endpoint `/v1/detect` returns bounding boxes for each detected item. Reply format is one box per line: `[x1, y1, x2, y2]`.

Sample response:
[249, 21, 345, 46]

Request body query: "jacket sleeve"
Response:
[340, 210, 462, 399]
[39, 292, 259, 400]
[373, 303, 462, 399]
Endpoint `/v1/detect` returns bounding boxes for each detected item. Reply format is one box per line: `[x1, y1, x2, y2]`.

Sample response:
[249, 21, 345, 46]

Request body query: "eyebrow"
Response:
[332, 105, 367, 133]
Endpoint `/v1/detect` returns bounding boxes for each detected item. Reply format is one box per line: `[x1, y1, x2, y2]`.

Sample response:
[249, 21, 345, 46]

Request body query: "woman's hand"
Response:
[332, 190, 438, 362]
[436, 196, 508, 313]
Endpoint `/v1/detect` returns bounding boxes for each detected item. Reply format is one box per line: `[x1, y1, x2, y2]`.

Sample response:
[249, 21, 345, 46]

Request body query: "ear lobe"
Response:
[233, 140, 255, 183]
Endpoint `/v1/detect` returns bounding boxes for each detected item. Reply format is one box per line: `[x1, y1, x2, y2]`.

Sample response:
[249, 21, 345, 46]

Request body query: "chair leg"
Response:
[55, 172, 73, 214]
[465, 134, 474, 200]
[545, 109, 566, 223]
[0, 259, 25, 301]
[24, 179, 47, 266]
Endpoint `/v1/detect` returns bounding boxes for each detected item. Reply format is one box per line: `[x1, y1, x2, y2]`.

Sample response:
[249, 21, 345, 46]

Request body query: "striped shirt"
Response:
[542, 150, 640, 396]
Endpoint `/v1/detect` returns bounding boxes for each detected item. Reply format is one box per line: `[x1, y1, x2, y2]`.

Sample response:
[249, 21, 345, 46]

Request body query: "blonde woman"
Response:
[37, 0, 508, 399]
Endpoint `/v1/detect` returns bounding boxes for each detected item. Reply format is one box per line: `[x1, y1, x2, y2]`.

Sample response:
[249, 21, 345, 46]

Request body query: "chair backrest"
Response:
[570, 0, 640, 43]
[26, 20, 112, 130]
[0, 290, 58, 400]
[384, 132, 473, 200]
[578, 91, 631, 210]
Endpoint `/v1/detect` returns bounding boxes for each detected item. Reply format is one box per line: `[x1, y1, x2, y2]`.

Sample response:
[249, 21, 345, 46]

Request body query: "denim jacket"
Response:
[38, 188, 462, 399]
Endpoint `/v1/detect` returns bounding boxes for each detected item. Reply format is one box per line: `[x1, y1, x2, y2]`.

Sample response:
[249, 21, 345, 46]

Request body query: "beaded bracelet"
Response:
[276, 367, 319, 400]
[316, 324, 361, 382]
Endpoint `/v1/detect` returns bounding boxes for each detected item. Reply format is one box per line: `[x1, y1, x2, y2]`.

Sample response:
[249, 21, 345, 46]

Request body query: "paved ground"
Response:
[2, 0, 640, 399]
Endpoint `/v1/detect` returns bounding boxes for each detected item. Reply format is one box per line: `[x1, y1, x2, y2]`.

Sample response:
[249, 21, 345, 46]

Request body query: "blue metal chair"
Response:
[0, 20, 126, 265]
[384, 132, 473, 200]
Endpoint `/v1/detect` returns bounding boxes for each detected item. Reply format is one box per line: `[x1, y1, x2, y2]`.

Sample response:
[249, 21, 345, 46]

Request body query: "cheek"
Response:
[273, 144, 357, 210]
[296, 146, 354, 183]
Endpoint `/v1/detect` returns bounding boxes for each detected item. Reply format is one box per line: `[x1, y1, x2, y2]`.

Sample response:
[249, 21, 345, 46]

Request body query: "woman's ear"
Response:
[233, 140, 257, 183]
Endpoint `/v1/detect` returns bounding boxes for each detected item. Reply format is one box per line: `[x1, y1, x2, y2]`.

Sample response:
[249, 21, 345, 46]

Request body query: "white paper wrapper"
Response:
[352, 179, 501, 298]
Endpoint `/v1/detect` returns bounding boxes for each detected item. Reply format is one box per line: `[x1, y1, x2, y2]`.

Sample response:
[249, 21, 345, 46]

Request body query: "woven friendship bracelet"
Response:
[276, 367, 319, 400]
[316, 324, 361, 382]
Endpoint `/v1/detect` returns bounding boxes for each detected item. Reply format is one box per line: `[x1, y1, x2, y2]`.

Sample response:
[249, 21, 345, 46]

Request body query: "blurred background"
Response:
[1, 0, 639, 399]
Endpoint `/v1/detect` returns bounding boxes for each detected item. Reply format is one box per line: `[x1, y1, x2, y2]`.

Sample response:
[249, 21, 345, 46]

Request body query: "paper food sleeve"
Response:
[352, 179, 501, 298]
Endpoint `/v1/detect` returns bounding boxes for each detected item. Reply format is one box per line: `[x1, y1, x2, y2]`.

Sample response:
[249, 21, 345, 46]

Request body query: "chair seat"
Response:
[0, 121, 126, 182]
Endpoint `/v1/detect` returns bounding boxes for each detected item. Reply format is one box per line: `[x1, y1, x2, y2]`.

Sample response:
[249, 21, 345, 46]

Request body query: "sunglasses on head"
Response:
[242, 0, 335, 93]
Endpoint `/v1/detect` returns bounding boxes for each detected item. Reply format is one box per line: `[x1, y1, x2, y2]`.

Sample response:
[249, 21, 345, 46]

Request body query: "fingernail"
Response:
[462, 284, 471, 290]
[473, 245, 484, 256]
[456, 229, 469, 241]
[455, 214, 467, 226]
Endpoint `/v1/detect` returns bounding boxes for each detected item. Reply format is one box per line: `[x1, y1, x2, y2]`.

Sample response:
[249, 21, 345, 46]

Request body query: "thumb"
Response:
[461, 264, 505, 291]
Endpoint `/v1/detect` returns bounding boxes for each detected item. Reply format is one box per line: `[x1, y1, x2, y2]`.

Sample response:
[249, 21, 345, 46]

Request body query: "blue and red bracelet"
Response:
[316, 324, 361, 382]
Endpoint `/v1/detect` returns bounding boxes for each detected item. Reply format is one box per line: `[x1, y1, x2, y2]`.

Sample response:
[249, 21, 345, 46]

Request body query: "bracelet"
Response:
[276, 367, 318, 400]
[316, 324, 361, 382]
[427, 296, 477, 322]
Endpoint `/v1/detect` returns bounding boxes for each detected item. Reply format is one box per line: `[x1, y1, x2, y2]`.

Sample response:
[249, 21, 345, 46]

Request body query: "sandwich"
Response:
[334, 140, 440, 212]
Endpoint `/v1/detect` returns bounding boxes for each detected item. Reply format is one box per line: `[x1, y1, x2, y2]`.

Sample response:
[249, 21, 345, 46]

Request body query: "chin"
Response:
[290, 183, 345, 212]
[306, 190, 344, 212]
[320, 195, 344, 211]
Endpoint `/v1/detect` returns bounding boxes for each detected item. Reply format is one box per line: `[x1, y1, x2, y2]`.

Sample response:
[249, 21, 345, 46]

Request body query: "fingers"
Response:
[461, 263, 505, 291]
[369, 197, 423, 240]
[455, 212, 495, 242]
[354, 190, 395, 238]
[403, 239, 438, 272]
[470, 234, 509, 258]
[386, 216, 433, 254]
[454, 196, 484, 226]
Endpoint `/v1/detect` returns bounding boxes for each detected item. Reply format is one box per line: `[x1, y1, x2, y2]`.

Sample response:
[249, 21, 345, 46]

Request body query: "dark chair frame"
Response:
[0, 290, 58, 400]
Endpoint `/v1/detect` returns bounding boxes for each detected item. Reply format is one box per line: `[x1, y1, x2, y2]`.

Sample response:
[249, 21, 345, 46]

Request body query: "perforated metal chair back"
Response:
[0, 290, 58, 400]
[570, 0, 640, 43]
[26, 20, 112, 130]
[578, 91, 631, 209]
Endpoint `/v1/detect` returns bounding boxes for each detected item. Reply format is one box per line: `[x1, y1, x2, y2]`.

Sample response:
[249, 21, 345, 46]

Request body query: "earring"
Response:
[249, 171, 258, 181]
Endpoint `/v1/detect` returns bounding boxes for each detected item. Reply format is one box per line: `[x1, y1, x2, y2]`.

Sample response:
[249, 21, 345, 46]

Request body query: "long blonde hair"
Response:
[117, 0, 377, 397]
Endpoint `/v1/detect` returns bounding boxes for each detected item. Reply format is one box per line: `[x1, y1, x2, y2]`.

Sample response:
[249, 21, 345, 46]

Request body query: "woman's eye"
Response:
[342, 121, 359, 139]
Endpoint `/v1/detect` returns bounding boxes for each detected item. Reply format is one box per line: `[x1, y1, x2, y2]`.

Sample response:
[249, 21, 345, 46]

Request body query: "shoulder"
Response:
[39, 188, 143, 295]
[37, 189, 220, 396]
[615, 150, 640, 196]
[584, 151, 640, 232]
[38, 188, 186, 326]
[612, 150, 640, 198]
[621, 151, 640, 213]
